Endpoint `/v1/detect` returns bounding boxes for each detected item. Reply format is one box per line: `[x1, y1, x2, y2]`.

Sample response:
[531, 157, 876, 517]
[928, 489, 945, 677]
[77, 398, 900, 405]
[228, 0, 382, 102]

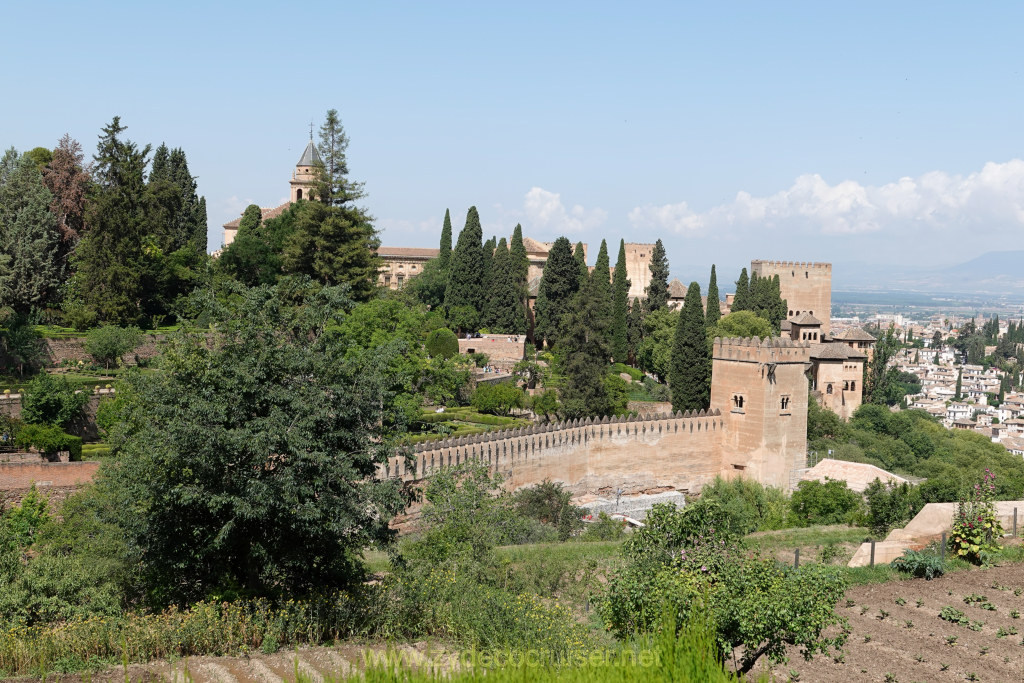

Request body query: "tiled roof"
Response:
[520, 237, 551, 253]
[832, 327, 877, 342]
[297, 140, 321, 167]
[667, 278, 687, 299]
[791, 312, 823, 326]
[810, 342, 866, 360]
[377, 247, 439, 259]
[222, 202, 292, 229]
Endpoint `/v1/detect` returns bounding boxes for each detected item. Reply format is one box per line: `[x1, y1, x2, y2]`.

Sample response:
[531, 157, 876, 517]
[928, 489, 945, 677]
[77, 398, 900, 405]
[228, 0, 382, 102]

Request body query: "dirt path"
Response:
[763, 563, 1024, 682]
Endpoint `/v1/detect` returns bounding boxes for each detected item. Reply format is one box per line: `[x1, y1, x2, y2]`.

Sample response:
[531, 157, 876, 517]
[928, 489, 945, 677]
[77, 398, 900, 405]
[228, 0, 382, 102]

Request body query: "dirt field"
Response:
[763, 563, 1024, 683]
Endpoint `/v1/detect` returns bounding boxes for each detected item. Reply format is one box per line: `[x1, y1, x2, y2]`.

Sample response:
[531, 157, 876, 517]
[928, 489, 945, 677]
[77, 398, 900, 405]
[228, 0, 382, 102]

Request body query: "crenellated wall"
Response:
[380, 409, 727, 495]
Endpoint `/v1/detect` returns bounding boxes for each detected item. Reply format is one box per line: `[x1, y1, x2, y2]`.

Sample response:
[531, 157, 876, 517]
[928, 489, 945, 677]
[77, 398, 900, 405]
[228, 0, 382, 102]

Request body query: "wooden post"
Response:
[870, 540, 875, 568]
[1015, 508, 1018, 538]
[794, 548, 800, 569]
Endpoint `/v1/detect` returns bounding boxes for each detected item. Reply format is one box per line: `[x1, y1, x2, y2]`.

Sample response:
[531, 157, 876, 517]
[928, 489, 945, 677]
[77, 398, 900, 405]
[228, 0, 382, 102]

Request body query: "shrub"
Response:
[864, 479, 924, 535]
[581, 511, 626, 541]
[512, 480, 584, 541]
[789, 478, 863, 527]
[891, 549, 945, 580]
[19, 373, 89, 430]
[531, 389, 560, 420]
[425, 327, 459, 359]
[84, 325, 143, 369]
[699, 476, 791, 533]
[13, 423, 82, 461]
[472, 382, 525, 416]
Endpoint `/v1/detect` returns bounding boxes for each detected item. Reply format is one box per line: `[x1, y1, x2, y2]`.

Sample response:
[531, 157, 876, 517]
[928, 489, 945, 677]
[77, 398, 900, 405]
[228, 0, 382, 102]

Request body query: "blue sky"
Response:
[4, 2, 1023, 285]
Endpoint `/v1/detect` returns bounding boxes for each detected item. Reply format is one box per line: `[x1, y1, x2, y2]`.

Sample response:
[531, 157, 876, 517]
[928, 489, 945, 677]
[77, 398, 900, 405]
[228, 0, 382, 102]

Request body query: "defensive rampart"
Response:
[380, 410, 727, 495]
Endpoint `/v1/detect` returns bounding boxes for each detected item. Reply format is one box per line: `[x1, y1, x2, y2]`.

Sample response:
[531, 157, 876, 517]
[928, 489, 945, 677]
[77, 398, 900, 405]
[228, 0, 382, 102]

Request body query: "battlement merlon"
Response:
[750, 260, 832, 272]
[712, 336, 811, 362]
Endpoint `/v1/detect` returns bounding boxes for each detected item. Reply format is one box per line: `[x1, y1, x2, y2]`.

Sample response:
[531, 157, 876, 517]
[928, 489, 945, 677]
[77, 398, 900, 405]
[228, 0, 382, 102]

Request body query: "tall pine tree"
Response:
[611, 239, 631, 362]
[443, 206, 486, 331]
[669, 281, 711, 412]
[590, 239, 613, 352]
[313, 108, 364, 205]
[534, 236, 578, 349]
[705, 264, 721, 326]
[438, 208, 452, 268]
[574, 241, 588, 284]
[509, 224, 529, 335]
[645, 238, 669, 312]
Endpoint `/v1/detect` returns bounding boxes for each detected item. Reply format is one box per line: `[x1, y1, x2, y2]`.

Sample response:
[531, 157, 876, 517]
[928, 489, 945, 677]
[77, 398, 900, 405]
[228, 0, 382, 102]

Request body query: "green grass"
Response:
[744, 525, 871, 551]
[80, 443, 112, 460]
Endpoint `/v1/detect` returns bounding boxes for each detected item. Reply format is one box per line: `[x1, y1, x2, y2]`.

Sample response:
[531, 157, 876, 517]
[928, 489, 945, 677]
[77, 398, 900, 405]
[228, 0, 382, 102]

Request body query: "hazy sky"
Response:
[4, 2, 1023, 285]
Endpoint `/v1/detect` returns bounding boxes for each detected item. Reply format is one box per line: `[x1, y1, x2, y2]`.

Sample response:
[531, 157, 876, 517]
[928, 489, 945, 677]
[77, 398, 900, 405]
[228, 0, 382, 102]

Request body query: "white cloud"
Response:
[523, 187, 607, 234]
[629, 160, 1024, 241]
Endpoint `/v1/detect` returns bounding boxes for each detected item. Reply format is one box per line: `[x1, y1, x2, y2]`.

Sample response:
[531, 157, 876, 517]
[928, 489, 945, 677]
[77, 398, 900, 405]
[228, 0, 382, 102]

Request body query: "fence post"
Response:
[794, 548, 800, 569]
[1015, 508, 1018, 538]
[941, 532, 947, 561]
[870, 540, 875, 568]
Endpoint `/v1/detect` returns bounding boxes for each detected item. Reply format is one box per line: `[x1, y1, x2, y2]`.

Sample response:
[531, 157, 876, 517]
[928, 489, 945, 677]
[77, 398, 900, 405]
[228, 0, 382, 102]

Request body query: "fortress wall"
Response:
[1, 392, 109, 440]
[751, 260, 832, 336]
[381, 411, 726, 495]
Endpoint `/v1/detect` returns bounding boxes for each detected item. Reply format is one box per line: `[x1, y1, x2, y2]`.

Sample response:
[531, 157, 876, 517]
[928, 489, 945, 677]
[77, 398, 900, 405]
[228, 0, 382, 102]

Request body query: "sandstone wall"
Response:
[0, 461, 99, 491]
[44, 335, 163, 367]
[751, 261, 832, 336]
[380, 411, 726, 496]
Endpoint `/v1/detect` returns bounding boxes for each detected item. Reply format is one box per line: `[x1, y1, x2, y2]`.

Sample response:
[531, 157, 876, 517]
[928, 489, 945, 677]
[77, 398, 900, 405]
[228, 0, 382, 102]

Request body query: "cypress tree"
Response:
[705, 264, 721, 326]
[627, 297, 645, 363]
[487, 238, 522, 334]
[732, 268, 750, 312]
[574, 240, 588, 284]
[509, 224, 529, 335]
[612, 239, 631, 362]
[955, 368, 963, 401]
[534, 237, 578, 349]
[645, 239, 669, 312]
[443, 206, 486, 331]
[558, 268, 612, 419]
[438, 208, 452, 268]
[669, 282, 711, 412]
[590, 239, 613, 351]
[481, 235, 497, 326]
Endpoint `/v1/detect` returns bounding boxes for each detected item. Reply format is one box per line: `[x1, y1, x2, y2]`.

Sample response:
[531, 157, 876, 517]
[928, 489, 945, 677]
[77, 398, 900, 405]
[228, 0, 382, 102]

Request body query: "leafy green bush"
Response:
[512, 480, 584, 541]
[891, 549, 945, 580]
[84, 325, 143, 368]
[19, 373, 89, 430]
[581, 511, 626, 542]
[950, 470, 1003, 564]
[610, 363, 642, 381]
[425, 327, 459, 359]
[789, 478, 863, 527]
[699, 476, 791, 533]
[864, 479, 924, 535]
[13, 423, 82, 461]
[472, 381, 525, 416]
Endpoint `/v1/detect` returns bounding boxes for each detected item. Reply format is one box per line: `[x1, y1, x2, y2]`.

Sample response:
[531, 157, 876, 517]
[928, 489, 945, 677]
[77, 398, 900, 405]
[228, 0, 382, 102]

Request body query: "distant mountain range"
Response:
[833, 251, 1024, 296]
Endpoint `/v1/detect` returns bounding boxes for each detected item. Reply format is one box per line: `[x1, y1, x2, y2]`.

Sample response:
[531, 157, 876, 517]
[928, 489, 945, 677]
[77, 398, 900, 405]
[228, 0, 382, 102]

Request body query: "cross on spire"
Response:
[309, 121, 314, 140]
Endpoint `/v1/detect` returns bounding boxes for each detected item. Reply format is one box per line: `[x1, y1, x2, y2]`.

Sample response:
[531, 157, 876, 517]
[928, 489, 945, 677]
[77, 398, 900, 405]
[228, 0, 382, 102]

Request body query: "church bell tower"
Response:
[290, 135, 320, 202]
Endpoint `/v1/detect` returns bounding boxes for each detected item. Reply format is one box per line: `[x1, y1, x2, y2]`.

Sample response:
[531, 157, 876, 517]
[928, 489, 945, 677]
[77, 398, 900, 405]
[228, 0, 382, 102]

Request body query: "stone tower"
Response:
[290, 138, 320, 202]
[709, 337, 810, 490]
[751, 261, 832, 336]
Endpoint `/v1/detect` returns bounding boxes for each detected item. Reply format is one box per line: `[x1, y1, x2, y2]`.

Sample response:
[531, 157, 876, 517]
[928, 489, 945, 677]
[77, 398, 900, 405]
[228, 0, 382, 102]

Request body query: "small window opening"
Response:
[296, 189, 303, 200]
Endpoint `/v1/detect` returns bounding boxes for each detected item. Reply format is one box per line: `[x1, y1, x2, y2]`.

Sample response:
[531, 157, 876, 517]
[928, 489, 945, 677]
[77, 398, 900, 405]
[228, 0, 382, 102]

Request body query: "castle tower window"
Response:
[396, 274, 404, 288]
[732, 394, 745, 410]
[850, 381, 856, 391]
[826, 384, 833, 394]
[296, 189, 302, 200]
[780, 396, 790, 410]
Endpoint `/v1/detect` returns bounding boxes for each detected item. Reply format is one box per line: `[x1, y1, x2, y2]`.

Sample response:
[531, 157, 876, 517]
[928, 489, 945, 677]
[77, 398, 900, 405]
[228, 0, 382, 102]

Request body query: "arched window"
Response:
[296, 189, 303, 200]
[826, 384, 833, 395]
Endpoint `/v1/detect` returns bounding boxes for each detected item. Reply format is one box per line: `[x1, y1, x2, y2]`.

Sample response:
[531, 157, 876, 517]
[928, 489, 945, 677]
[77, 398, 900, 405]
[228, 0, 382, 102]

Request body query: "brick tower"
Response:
[751, 261, 832, 336]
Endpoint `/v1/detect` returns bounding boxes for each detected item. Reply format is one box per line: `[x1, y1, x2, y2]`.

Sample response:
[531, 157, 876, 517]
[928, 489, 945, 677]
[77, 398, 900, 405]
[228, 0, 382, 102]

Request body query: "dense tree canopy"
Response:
[669, 282, 711, 412]
[533, 237, 578, 349]
[645, 239, 669, 312]
[611, 240, 631, 362]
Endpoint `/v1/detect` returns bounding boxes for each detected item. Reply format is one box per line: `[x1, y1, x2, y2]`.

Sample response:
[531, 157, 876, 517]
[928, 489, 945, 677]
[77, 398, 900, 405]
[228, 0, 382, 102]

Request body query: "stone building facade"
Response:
[751, 260, 833, 336]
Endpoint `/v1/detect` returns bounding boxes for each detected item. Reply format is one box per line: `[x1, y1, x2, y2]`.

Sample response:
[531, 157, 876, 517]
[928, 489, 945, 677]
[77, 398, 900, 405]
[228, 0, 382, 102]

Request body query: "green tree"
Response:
[69, 117, 150, 325]
[25, 147, 52, 171]
[217, 203, 298, 286]
[865, 326, 904, 406]
[789, 479, 862, 526]
[731, 267, 750, 312]
[99, 283, 406, 605]
[425, 327, 459, 359]
[533, 236, 578, 349]
[954, 367, 963, 401]
[627, 297, 645, 364]
[438, 208, 452, 269]
[486, 238, 524, 334]
[20, 372, 89, 430]
[512, 480, 584, 541]
[147, 144, 207, 253]
[557, 264, 613, 419]
[589, 239, 613, 348]
[281, 200, 381, 301]
[444, 207, 485, 329]
[636, 307, 678, 383]
[85, 325, 144, 369]
[705, 264, 721, 326]
[480, 236, 497, 326]
[645, 238, 669, 312]
[670, 282, 710, 412]
[0, 151, 64, 312]
[611, 239, 631, 362]
[312, 108, 364, 206]
[471, 381, 525, 417]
